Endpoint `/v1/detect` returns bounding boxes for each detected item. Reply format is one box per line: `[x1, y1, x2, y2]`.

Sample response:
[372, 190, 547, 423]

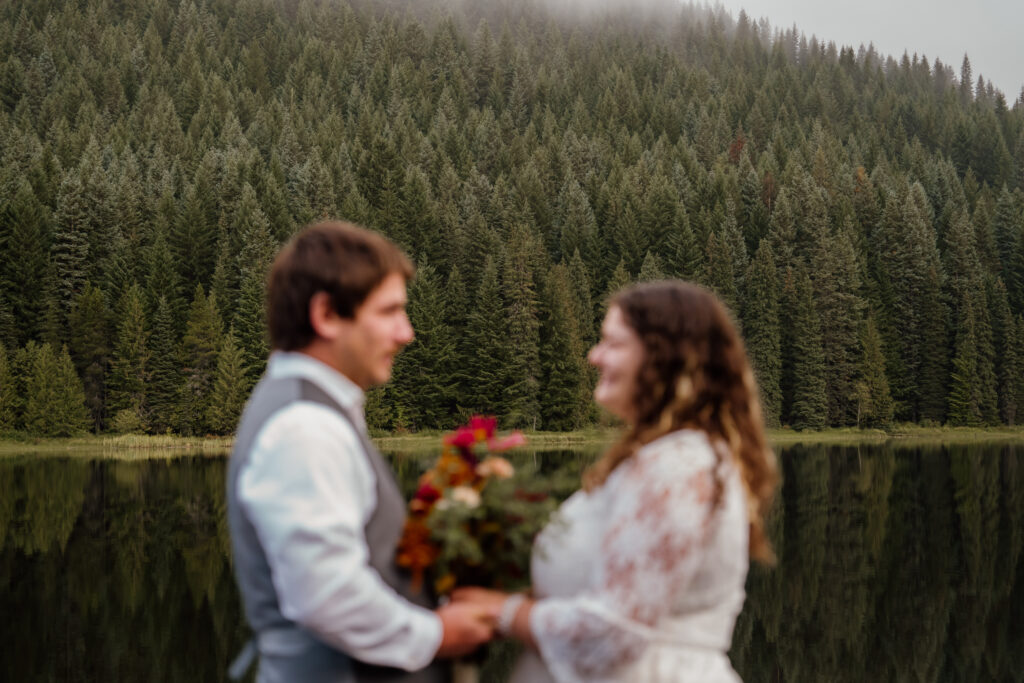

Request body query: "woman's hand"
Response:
[450, 587, 537, 648]
[449, 587, 508, 621]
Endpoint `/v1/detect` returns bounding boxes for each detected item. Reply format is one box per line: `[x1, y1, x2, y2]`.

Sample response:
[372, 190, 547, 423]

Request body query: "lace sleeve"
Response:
[530, 445, 717, 682]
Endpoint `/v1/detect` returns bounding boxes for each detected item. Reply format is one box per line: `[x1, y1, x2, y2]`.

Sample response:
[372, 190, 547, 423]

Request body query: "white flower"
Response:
[477, 456, 515, 479]
[450, 486, 482, 508]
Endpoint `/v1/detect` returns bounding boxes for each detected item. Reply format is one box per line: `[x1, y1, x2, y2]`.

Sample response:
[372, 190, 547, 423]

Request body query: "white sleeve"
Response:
[529, 447, 718, 682]
[237, 403, 443, 670]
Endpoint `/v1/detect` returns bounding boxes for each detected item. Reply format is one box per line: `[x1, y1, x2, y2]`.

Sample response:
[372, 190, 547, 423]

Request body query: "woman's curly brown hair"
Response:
[583, 280, 779, 564]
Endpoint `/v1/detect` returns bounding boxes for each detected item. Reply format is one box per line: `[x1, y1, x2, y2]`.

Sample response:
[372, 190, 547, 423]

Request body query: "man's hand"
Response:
[449, 587, 507, 619]
[434, 601, 495, 658]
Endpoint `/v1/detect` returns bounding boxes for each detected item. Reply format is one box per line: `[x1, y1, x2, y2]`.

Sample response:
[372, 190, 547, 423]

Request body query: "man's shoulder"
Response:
[255, 400, 360, 452]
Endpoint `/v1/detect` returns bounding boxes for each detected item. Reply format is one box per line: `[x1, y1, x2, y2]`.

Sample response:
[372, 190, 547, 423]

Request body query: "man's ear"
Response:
[309, 291, 346, 341]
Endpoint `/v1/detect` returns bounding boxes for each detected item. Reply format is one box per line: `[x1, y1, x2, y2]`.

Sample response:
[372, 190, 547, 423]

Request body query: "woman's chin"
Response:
[593, 392, 627, 421]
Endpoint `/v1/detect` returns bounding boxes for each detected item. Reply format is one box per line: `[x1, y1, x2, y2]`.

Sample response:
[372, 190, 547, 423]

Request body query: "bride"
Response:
[454, 280, 778, 682]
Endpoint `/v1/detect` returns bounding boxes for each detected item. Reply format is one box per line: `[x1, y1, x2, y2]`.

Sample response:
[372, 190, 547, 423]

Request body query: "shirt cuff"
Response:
[404, 607, 444, 671]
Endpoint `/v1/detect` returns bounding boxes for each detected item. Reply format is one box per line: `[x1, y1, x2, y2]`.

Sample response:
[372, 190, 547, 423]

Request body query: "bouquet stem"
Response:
[453, 659, 480, 683]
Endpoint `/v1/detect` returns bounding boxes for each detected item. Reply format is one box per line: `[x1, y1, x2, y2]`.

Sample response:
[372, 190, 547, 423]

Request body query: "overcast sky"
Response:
[719, 0, 1024, 100]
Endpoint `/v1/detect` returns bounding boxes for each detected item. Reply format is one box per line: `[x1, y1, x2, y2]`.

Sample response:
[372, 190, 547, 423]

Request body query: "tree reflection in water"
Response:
[0, 444, 1021, 681]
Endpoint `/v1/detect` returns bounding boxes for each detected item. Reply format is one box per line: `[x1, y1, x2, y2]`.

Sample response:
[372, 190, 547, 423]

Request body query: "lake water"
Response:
[1, 442, 1022, 681]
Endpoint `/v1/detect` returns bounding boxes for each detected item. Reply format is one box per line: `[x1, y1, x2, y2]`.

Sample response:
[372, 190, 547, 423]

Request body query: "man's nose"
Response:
[398, 315, 415, 345]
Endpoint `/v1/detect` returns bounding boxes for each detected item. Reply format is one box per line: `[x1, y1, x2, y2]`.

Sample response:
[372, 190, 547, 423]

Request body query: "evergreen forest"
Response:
[1, 0, 1024, 436]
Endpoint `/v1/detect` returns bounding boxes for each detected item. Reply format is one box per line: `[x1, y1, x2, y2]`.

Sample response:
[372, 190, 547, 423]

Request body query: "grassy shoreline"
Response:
[2, 425, 1024, 459]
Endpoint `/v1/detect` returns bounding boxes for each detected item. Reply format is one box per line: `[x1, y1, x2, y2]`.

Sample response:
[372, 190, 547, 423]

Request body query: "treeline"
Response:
[0, 0, 1023, 436]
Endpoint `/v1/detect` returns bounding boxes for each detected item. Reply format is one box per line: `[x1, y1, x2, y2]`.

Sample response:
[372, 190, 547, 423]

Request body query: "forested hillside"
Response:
[1, 0, 1023, 436]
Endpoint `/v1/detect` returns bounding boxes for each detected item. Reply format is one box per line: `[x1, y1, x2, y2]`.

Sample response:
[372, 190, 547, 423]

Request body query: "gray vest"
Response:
[227, 375, 448, 683]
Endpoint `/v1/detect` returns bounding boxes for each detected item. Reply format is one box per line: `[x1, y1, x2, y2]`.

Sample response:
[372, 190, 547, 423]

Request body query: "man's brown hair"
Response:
[266, 221, 414, 351]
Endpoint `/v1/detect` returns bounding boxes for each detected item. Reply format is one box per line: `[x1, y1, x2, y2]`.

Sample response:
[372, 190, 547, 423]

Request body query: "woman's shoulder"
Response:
[638, 428, 717, 461]
[623, 429, 724, 483]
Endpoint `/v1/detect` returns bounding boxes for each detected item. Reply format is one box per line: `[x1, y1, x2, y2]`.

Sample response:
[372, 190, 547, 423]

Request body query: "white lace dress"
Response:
[509, 429, 749, 683]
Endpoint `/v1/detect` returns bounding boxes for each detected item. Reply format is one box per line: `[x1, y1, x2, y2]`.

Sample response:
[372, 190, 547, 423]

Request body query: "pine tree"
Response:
[705, 230, 738, 315]
[1014, 315, 1024, 424]
[107, 283, 150, 430]
[502, 225, 542, 429]
[147, 296, 180, 434]
[637, 251, 665, 282]
[789, 272, 828, 430]
[458, 257, 507, 416]
[809, 223, 864, 425]
[0, 179, 48, 345]
[856, 317, 894, 427]
[876, 186, 946, 421]
[389, 264, 458, 430]
[665, 205, 702, 279]
[540, 265, 587, 430]
[947, 294, 984, 426]
[206, 327, 249, 436]
[68, 283, 110, 432]
[233, 213, 277, 383]
[996, 288, 1019, 424]
[0, 293, 14, 350]
[145, 218, 185, 327]
[566, 249, 596, 344]
[172, 182, 216, 288]
[742, 241, 782, 427]
[22, 343, 89, 437]
[601, 259, 632, 319]
[50, 173, 91, 341]
[557, 177, 598, 264]
[177, 285, 223, 435]
[0, 342, 14, 432]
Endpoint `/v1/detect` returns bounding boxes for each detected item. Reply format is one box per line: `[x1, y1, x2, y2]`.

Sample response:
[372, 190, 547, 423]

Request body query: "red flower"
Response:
[444, 426, 477, 449]
[414, 482, 441, 503]
[469, 415, 498, 439]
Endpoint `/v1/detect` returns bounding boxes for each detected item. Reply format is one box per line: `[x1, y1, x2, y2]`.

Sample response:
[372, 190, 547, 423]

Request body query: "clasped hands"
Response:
[435, 587, 532, 657]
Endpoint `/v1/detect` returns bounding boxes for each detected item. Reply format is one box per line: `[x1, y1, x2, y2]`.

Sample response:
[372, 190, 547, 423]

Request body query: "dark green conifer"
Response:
[601, 259, 632, 318]
[177, 285, 223, 435]
[809, 223, 864, 425]
[637, 251, 665, 282]
[459, 257, 506, 416]
[705, 230, 738, 315]
[50, 173, 91, 340]
[233, 213, 277, 383]
[566, 249, 596, 344]
[947, 294, 984, 426]
[540, 265, 587, 430]
[991, 280, 1017, 424]
[789, 272, 828, 430]
[147, 296, 180, 434]
[0, 342, 14, 432]
[557, 178, 598, 264]
[389, 264, 457, 430]
[742, 241, 782, 427]
[68, 283, 110, 431]
[145, 218, 185, 327]
[856, 317, 894, 427]
[665, 205, 702, 279]
[206, 327, 249, 436]
[107, 283, 149, 430]
[0, 180, 48, 345]
[502, 225, 542, 429]
[22, 343, 89, 437]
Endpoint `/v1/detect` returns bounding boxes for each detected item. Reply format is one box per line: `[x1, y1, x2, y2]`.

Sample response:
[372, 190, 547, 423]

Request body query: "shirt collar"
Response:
[265, 351, 366, 414]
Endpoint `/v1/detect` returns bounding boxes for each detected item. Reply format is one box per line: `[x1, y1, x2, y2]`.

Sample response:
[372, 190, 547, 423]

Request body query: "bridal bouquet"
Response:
[396, 416, 555, 596]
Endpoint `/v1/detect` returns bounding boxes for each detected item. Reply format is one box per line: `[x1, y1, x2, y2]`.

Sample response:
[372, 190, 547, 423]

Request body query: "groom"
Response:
[227, 221, 493, 682]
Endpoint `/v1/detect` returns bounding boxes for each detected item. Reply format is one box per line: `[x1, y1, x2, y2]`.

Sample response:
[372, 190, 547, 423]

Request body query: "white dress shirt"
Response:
[237, 351, 443, 671]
